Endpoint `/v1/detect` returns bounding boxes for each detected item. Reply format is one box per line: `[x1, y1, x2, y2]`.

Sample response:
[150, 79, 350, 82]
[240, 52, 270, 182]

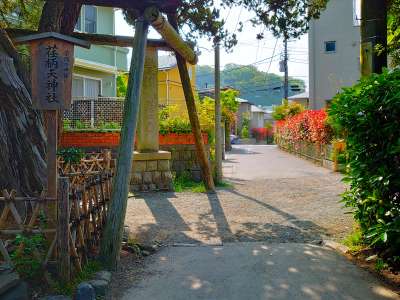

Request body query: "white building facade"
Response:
[308, 0, 361, 109]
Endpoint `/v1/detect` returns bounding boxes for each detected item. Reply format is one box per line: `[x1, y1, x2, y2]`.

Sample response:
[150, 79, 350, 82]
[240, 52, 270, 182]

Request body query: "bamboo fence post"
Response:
[57, 177, 70, 283]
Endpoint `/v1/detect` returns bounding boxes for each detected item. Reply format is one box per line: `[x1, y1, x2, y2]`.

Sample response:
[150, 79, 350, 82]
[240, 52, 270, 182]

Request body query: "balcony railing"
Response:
[63, 97, 125, 130]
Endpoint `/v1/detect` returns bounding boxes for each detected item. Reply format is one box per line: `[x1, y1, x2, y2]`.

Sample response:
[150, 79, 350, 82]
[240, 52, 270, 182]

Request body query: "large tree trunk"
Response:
[0, 37, 46, 194]
[0, 1, 81, 194]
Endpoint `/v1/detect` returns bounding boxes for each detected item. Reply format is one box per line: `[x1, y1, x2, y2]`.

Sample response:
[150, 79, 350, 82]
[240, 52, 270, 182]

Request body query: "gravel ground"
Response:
[124, 145, 353, 246]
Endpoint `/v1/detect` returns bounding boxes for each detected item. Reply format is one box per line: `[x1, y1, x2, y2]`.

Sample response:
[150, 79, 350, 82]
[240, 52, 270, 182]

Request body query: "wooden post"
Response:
[145, 7, 197, 64]
[45, 111, 58, 199]
[100, 17, 149, 270]
[167, 14, 215, 192]
[57, 177, 70, 283]
[214, 41, 222, 183]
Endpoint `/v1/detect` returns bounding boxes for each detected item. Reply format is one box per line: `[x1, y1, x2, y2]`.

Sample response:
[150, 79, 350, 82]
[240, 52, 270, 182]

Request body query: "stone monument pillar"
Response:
[131, 47, 173, 191]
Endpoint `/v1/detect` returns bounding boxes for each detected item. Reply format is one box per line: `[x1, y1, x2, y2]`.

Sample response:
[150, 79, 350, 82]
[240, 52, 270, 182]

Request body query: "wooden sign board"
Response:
[14, 32, 90, 110]
[31, 39, 73, 110]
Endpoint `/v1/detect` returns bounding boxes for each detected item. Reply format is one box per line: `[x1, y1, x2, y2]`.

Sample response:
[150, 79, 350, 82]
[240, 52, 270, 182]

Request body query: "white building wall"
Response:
[309, 0, 361, 109]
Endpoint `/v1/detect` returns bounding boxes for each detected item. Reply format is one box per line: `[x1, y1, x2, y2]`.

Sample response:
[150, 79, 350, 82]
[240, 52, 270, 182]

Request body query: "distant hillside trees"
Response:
[196, 64, 305, 106]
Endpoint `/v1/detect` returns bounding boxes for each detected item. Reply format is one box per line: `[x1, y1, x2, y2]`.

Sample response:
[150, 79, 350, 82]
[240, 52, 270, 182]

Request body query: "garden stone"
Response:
[95, 271, 112, 283]
[75, 282, 95, 300]
[87, 279, 108, 296]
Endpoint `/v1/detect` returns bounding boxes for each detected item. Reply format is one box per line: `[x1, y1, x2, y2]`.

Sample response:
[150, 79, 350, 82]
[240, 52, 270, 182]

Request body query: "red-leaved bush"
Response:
[275, 110, 332, 144]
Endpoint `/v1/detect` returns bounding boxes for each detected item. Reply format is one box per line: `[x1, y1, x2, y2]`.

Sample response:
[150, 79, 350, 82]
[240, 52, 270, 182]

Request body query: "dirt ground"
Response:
[124, 145, 353, 246]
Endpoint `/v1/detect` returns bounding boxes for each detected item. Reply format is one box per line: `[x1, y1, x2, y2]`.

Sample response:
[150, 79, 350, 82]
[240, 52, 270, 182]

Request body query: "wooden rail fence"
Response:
[0, 151, 114, 281]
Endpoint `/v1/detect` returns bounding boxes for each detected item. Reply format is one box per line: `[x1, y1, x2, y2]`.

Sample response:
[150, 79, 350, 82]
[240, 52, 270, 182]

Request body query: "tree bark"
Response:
[225, 120, 232, 152]
[0, 1, 81, 194]
[0, 35, 46, 194]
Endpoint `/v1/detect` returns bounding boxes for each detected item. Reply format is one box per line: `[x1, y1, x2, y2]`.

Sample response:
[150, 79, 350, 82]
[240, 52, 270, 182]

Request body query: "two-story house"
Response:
[158, 55, 196, 116]
[72, 5, 128, 98]
[308, 0, 361, 109]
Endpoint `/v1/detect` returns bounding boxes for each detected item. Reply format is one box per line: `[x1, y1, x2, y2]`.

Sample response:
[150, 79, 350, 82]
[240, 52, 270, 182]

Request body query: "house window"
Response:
[85, 5, 97, 33]
[72, 78, 84, 97]
[324, 41, 336, 53]
[72, 77, 102, 98]
[75, 13, 82, 31]
[353, 0, 361, 26]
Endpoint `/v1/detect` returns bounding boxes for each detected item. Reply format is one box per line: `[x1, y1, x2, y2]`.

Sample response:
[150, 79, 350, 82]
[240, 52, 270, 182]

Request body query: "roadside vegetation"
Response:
[329, 69, 400, 273]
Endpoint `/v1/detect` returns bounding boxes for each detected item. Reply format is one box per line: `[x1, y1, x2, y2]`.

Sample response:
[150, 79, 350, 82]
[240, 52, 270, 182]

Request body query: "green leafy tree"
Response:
[116, 73, 128, 97]
[221, 89, 239, 150]
[197, 64, 306, 106]
[0, 0, 44, 29]
[227, 0, 328, 40]
[328, 69, 400, 258]
[272, 99, 304, 120]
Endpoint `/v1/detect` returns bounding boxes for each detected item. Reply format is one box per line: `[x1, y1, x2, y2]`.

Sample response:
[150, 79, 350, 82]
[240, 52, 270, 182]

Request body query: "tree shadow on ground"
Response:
[127, 184, 328, 246]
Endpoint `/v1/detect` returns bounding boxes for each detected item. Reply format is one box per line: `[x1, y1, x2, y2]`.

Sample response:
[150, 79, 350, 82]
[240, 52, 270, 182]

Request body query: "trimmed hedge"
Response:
[275, 110, 332, 144]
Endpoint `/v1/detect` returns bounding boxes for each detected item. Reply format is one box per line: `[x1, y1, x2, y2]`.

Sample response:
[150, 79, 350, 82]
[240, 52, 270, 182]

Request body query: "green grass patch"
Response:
[173, 172, 206, 193]
[342, 226, 365, 253]
[173, 172, 233, 193]
[52, 260, 102, 296]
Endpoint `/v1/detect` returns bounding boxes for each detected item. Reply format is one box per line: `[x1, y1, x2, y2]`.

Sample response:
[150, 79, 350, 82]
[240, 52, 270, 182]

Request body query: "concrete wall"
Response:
[250, 112, 265, 129]
[309, 0, 360, 109]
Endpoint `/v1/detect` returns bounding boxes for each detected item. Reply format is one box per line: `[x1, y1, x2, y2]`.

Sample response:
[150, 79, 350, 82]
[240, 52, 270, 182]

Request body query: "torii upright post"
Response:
[100, 17, 149, 269]
[144, 9, 215, 192]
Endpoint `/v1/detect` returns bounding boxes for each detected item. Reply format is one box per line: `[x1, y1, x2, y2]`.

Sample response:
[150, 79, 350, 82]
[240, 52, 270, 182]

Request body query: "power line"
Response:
[264, 38, 279, 81]
[195, 54, 281, 79]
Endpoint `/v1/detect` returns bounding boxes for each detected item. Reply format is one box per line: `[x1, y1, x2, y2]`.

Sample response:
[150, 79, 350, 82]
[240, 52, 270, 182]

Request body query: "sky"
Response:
[114, 6, 310, 90]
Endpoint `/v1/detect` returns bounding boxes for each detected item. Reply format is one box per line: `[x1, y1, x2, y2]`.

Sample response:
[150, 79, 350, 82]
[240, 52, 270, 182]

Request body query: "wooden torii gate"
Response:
[71, 0, 215, 268]
[9, 0, 215, 268]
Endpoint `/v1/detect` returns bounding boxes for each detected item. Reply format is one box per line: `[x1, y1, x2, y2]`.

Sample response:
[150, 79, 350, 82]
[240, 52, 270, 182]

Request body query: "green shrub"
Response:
[63, 119, 71, 130]
[11, 233, 47, 280]
[241, 126, 249, 138]
[98, 121, 121, 130]
[272, 99, 304, 120]
[328, 69, 400, 256]
[58, 147, 85, 164]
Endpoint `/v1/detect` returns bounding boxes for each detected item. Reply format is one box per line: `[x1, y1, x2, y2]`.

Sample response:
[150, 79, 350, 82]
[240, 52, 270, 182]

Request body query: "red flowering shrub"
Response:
[251, 127, 273, 141]
[275, 110, 332, 144]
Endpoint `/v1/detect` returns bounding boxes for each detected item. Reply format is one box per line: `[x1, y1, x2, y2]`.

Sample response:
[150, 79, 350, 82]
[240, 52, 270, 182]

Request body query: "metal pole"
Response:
[284, 38, 289, 101]
[100, 17, 149, 270]
[214, 41, 222, 183]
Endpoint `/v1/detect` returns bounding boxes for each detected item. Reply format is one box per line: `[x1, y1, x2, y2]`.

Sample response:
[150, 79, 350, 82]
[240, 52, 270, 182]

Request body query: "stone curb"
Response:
[323, 240, 350, 254]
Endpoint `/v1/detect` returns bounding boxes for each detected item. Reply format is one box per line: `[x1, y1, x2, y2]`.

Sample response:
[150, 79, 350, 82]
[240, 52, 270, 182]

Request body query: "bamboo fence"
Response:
[0, 151, 114, 281]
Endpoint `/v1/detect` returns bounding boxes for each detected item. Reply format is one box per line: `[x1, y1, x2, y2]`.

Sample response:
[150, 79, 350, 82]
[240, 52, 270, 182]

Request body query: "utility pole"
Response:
[361, 0, 387, 76]
[283, 37, 289, 100]
[215, 40, 222, 183]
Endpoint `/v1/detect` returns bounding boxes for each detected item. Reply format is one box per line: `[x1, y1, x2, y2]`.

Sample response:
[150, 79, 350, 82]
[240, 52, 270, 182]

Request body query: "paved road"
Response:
[116, 145, 399, 299]
[121, 243, 399, 300]
[223, 145, 333, 180]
